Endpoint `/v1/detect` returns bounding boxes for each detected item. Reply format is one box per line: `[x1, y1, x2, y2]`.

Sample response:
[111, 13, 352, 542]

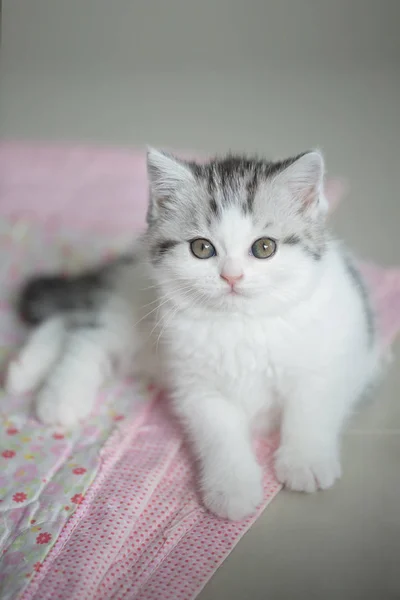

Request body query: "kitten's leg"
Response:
[274, 376, 350, 493]
[35, 325, 114, 427]
[36, 303, 133, 427]
[174, 391, 263, 521]
[5, 317, 66, 395]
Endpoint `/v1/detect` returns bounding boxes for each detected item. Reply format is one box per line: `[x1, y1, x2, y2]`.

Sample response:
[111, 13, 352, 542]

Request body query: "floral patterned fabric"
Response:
[0, 216, 151, 599]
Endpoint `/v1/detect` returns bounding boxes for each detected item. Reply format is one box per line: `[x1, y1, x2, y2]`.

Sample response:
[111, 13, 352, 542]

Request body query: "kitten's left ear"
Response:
[146, 148, 196, 223]
[147, 148, 195, 198]
[277, 151, 328, 217]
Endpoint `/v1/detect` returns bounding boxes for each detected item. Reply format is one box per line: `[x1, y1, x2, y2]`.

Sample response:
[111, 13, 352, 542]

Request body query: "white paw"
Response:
[274, 445, 341, 493]
[36, 383, 96, 428]
[5, 359, 36, 395]
[202, 460, 263, 521]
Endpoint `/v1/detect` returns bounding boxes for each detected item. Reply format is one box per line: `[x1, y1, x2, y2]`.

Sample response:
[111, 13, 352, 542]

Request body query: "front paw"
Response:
[274, 444, 341, 493]
[36, 382, 96, 428]
[5, 359, 35, 395]
[202, 460, 263, 521]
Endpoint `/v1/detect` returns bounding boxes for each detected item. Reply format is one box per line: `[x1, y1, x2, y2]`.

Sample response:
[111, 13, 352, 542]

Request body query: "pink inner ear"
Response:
[300, 184, 319, 211]
[324, 178, 348, 212]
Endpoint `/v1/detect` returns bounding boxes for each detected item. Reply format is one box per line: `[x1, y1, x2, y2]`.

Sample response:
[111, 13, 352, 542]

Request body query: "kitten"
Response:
[6, 149, 381, 521]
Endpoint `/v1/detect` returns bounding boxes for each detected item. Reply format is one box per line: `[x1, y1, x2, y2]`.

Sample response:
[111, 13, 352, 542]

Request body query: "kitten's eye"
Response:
[251, 237, 277, 259]
[190, 238, 216, 259]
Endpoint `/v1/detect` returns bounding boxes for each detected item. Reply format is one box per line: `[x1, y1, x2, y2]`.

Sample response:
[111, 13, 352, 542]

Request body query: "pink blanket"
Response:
[0, 143, 399, 600]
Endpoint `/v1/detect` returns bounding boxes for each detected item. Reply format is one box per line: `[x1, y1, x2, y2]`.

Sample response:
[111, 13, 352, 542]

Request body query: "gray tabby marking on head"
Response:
[151, 239, 180, 265]
[282, 234, 323, 261]
[199, 152, 308, 216]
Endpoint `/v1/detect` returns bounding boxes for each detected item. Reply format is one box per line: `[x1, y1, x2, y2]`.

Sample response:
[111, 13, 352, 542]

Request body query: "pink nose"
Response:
[220, 273, 244, 287]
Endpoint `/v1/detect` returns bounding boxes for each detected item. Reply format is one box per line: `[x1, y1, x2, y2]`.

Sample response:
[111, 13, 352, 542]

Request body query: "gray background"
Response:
[1, 2, 399, 599]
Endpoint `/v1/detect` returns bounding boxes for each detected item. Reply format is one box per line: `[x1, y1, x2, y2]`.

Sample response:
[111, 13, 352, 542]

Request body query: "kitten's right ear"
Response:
[273, 150, 327, 218]
[146, 148, 195, 222]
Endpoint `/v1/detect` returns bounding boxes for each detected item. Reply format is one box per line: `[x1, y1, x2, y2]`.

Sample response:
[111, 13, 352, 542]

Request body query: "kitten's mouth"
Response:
[226, 287, 243, 297]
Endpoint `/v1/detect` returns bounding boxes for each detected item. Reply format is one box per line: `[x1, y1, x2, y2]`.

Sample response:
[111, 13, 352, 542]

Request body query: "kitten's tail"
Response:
[17, 269, 109, 326]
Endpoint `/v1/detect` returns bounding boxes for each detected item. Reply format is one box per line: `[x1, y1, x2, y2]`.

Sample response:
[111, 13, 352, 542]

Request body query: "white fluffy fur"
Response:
[7, 150, 380, 520]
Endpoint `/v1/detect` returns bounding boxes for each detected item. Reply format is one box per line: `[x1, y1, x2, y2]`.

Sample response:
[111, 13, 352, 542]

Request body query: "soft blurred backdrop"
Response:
[0, 2, 399, 599]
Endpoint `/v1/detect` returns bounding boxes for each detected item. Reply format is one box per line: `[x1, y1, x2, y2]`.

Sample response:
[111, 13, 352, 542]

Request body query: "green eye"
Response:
[190, 238, 216, 259]
[251, 237, 277, 259]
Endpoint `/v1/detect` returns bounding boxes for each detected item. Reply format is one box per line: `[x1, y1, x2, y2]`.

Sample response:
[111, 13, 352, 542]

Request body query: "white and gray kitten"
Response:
[6, 149, 380, 521]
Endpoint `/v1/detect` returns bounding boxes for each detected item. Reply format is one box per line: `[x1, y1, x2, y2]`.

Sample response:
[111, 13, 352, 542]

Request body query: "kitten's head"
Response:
[145, 148, 329, 315]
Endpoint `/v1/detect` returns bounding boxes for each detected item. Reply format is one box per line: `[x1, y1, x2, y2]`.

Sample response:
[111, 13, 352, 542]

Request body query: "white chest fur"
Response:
[159, 310, 286, 415]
